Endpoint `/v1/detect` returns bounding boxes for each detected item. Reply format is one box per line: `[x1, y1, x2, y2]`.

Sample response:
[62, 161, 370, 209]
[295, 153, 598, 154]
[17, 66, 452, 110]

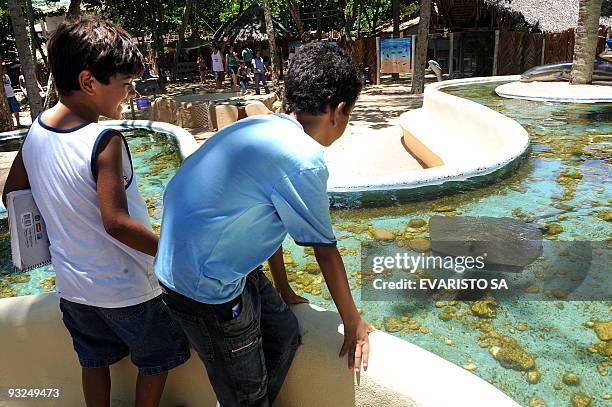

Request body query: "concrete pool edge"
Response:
[103, 119, 199, 160]
[495, 80, 612, 104]
[0, 293, 520, 406]
[327, 76, 530, 193]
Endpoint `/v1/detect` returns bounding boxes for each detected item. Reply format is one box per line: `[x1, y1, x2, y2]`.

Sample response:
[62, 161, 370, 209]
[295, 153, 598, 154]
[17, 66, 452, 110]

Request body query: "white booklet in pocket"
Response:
[6, 189, 51, 270]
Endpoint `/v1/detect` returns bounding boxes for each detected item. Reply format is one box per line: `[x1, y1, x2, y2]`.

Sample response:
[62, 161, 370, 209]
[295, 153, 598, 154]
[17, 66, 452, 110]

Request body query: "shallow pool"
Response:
[0, 83, 610, 406]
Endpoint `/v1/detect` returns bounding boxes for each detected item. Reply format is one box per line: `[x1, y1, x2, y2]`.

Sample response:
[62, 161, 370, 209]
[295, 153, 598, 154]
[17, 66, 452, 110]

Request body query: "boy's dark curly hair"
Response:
[47, 15, 144, 96]
[283, 42, 363, 115]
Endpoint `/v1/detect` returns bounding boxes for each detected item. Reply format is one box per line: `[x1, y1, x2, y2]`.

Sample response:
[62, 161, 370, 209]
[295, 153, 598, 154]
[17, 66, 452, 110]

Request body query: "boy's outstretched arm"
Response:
[96, 131, 158, 257]
[267, 245, 309, 305]
[314, 245, 373, 372]
[2, 149, 30, 206]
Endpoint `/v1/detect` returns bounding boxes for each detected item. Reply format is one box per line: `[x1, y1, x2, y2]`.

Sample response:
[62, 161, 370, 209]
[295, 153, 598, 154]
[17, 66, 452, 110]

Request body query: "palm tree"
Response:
[262, 0, 281, 80]
[570, 0, 604, 84]
[412, 0, 431, 94]
[7, 0, 43, 118]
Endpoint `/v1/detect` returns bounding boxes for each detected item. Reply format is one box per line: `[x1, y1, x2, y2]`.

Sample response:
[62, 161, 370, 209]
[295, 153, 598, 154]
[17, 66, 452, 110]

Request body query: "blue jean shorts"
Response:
[59, 295, 191, 376]
[7, 97, 20, 113]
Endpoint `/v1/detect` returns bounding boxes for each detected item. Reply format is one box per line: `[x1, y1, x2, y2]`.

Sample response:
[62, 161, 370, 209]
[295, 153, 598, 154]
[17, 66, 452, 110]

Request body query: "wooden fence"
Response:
[497, 25, 609, 75]
[339, 36, 377, 84]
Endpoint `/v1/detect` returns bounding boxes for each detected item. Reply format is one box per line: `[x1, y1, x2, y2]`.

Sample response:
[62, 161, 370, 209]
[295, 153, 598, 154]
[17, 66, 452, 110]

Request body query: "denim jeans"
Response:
[161, 269, 301, 407]
[253, 73, 270, 95]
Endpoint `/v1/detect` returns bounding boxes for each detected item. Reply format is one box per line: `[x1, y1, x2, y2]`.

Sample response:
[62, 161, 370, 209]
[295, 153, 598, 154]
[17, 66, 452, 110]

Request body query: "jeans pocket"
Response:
[226, 327, 267, 404]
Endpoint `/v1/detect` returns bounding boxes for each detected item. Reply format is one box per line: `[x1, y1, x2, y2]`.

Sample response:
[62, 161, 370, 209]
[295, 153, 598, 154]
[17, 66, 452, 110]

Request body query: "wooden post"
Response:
[493, 30, 500, 76]
[541, 36, 546, 65]
[449, 32, 454, 75]
[376, 37, 381, 85]
[411, 34, 416, 86]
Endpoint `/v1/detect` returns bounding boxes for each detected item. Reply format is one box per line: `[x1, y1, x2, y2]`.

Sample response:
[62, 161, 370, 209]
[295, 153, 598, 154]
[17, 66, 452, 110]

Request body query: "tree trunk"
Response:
[262, 0, 281, 80]
[0, 80, 14, 132]
[154, 1, 165, 53]
[316, 0, 321, 37]
[173, 0, 194, 70]
[44, 0, 81, 110]
[412, 0, 431, 94]
[25, 0, 46, 66]
[343, 0, 358, 39]
[67, 0, 81, 17]
[239, 0, 244, 14]
[570, 0, 603, 84]
[287, 0, 304, 36]
[7, 0, 43, 118]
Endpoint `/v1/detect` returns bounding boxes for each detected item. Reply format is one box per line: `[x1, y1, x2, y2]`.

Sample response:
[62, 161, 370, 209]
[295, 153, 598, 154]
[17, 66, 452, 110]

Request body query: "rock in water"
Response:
[429, 216, 543, 269]
[594, 320, 612, 341]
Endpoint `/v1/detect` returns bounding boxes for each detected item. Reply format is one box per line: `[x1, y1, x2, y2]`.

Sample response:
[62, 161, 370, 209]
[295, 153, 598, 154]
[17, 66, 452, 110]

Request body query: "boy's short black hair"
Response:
[283, 42, 363, 115]
[47, 15, 144, 96]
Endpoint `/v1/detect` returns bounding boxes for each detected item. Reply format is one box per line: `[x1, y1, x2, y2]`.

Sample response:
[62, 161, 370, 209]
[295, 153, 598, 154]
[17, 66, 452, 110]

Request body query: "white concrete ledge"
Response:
[496, 80, 612, 103]
[0, 294, 519, 406]
[328, 76, 530, 193]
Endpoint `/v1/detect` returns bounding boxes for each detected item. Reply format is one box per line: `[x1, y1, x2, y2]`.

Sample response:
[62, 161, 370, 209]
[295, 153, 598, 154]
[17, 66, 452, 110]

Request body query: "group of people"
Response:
[3, 15, 370, 407]
[199, 44, 273, 95]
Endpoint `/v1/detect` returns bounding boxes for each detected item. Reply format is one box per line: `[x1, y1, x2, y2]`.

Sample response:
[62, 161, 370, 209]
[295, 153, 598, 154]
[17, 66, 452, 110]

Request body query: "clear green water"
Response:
[1, 83, 610, 406]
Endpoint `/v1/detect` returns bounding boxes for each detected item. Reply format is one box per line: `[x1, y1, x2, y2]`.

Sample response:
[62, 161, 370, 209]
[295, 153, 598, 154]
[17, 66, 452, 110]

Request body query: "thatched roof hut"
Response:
[431, 0, 611, 33]
[492, 0, 612, 32]
[214, 4, 292, 44]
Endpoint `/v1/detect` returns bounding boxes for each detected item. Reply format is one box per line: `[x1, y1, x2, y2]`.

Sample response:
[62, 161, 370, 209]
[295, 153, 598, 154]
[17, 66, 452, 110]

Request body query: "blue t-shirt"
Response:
[252, 57, 265, 73]
[154, 114, 336, 304]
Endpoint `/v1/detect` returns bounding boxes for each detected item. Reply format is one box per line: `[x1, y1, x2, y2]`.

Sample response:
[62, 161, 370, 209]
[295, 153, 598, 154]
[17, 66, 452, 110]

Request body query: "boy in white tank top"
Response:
[2, 16, 189, 407]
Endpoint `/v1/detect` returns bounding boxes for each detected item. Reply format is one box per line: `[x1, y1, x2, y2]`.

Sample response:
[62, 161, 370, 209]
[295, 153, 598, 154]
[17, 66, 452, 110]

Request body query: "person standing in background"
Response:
[225, 45, 239, 90]
[251, 50, 270, 95]
[2, 65, 21, 127]
[197, 52, 208, 84]
[211, 44, 225, 89]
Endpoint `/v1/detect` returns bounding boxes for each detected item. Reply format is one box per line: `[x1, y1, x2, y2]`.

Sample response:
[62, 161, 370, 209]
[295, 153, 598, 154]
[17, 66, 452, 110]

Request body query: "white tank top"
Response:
[22, 115, 161, 308]
[3, 74, 15, 98]
[211, 51, 224, 72]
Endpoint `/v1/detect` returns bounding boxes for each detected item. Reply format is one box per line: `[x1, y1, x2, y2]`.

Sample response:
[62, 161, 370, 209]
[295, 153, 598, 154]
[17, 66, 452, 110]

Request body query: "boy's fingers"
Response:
[361, 341, 370, 371]
[354, 343, 362, 372]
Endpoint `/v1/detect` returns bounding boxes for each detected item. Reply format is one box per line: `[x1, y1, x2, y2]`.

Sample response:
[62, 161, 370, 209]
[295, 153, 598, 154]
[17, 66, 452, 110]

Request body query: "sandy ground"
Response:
[0, 79, 426, 196]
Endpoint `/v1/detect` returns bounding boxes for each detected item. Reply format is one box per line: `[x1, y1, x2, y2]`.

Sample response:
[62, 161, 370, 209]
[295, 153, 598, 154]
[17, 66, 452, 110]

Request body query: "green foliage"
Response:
[0, 0, 422, 61]
[0, 1, 17, 61]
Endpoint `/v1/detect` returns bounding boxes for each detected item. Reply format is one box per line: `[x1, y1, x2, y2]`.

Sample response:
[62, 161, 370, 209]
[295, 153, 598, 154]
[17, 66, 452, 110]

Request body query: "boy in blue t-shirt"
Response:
[157, 42, 372, 406]
[2, 16, 189, 407]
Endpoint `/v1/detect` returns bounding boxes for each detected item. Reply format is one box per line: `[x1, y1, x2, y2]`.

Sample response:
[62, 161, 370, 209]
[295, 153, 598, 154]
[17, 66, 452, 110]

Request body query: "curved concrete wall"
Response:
[103, 120, 199, 160]
[327, 76, 529, 193]
[0, 294, 519, 407]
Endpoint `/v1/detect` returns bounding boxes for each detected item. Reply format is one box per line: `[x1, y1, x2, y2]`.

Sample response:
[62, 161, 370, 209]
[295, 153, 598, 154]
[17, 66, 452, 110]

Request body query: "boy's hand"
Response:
[340, 317, 374, 372]
[279, 287, 309, 305]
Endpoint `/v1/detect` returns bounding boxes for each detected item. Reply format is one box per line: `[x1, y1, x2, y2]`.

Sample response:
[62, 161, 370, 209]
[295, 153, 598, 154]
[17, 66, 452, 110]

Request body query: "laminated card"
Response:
[7, 190, 51, 270]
